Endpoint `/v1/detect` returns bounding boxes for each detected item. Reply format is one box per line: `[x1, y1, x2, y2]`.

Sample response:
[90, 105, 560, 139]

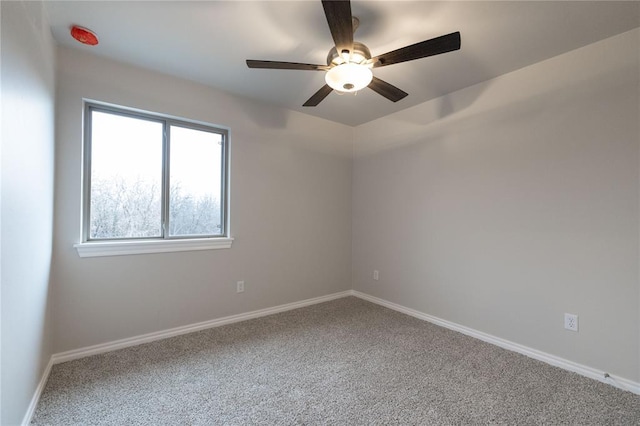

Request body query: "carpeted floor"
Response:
[33, 297, 640, 425]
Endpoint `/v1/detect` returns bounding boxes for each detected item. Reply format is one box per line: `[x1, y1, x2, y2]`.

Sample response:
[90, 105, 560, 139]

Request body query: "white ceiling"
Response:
[44, 1, 639, 126]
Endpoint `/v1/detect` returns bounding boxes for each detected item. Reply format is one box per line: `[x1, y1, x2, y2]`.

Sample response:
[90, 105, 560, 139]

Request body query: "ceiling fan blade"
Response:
[303, 84, 333, 107]
[373, 31, 461, 68]
[321, 0, 353, 55]
[368, 77, 408, 102]
[246, 60, 329, 71]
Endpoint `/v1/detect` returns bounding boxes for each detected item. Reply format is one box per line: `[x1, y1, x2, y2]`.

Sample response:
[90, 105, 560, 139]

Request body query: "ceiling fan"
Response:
[246, 0, 461, 107]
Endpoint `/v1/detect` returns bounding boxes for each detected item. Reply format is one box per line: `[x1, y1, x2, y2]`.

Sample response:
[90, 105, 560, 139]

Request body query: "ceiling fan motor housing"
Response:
[326, 42, 372, 66]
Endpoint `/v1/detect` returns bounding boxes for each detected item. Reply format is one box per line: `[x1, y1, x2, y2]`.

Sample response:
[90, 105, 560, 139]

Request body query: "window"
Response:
[76, 102, 232, 257]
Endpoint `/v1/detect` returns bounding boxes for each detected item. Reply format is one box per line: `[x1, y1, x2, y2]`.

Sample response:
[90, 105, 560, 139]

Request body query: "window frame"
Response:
[76, 101, 232, 257]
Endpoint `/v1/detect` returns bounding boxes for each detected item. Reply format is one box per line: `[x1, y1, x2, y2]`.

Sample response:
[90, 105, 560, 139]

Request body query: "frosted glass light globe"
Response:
[325, 63, 373, 93]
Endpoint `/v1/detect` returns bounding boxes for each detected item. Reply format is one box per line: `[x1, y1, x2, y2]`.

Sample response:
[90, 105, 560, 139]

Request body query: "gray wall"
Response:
[52, 47, 353, 353]
[352, 29, 640, 382]
[1, 1, 56, 424]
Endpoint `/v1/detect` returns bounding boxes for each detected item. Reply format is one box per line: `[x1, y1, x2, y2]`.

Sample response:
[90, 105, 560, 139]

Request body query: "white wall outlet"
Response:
[373, 270, 379, 281]
[236, 281, 245, 293]
[564, 313, 578, 332]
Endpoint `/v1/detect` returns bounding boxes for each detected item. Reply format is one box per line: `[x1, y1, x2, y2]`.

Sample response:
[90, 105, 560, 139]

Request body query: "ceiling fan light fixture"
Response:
[325, 63, 373, 93]
[246, 1, 461, 107]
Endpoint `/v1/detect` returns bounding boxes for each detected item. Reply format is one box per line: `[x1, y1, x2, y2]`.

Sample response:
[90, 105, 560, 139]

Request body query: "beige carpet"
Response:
[32, 297, 640, 425]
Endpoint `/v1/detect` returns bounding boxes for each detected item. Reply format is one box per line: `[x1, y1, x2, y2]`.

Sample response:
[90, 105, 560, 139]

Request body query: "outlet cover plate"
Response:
[564, 313, 578, 332]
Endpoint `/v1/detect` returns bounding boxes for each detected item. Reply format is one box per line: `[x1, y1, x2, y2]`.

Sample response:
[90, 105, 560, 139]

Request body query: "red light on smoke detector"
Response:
[70, 26, 99, 46]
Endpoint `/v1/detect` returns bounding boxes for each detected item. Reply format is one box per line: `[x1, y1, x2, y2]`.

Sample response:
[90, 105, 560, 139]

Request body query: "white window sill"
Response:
[74, 237, 233, 258]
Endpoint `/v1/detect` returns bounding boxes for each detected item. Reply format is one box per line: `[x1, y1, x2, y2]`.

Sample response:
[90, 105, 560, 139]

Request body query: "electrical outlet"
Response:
[373, 270, 379, 281]
[236, 281, 245, 293]
[564, 313, 578, 332]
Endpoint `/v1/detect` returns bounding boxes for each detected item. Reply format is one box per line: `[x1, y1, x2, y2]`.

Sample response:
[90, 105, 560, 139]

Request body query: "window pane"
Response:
[169, 125, 223, 237]
[90, 111, 163, 239]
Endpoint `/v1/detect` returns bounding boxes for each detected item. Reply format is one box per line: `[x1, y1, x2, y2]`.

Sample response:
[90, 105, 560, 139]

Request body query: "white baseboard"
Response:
[352, 290, 640, 395]
[21, 357, 53, 426]
[53, 290, 353, 364]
